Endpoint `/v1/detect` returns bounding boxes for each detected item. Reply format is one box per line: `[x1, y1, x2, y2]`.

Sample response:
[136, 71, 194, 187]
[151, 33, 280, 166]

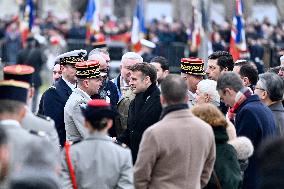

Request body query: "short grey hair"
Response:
[87, 53, 105, 62]
[88, 48, 109, 59]
[216, 72, 244, 92]
[258, 72, 284, 101]
[197, 79, 220, 106]
[121, 52, 143, 63]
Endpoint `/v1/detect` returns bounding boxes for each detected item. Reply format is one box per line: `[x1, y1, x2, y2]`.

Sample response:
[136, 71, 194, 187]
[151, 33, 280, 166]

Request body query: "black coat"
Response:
[117, 84, 162, 163]
[91, 79, 119, 137]
[39, 78, 72, 146]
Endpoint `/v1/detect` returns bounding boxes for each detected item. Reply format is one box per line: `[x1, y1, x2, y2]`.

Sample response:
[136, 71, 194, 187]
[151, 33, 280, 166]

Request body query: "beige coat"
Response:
[134, 109, 216, 189]
[64, 88, 91, 142]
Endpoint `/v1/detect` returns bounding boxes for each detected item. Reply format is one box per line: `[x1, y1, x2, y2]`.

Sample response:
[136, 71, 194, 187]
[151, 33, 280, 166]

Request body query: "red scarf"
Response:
[227, 87, 253, 121]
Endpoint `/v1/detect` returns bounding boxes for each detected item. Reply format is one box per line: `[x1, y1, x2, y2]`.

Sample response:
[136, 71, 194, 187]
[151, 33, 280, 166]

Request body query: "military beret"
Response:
[180, 57, 205, 75]
[3, 65, 34, 85]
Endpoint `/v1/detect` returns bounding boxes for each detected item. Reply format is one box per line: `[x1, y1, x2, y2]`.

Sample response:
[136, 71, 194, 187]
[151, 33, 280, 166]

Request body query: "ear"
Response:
[28, 87, 35, 99]
[160, 95, 165, 105]
[19, 106, 27, 122]
[84, 120, 92, 130]
[164, 70, 169, 76]
[83, 79, 89, 88]
[144, 75, 151, 84]
[60, 65, 64, 71]
[204, 93, 210, 103]
[106, 119, 113, 129]
[242, 77, 249, 86]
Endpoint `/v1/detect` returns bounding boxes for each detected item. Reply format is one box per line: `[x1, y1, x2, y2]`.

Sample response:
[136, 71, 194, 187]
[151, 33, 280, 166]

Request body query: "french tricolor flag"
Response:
[230, 0, 247, 61]
[131, 0, 146, 52]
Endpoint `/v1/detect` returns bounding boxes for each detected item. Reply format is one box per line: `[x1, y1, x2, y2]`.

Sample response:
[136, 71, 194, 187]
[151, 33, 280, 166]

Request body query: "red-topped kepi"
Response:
[180, 57, 205, 75]
[3, 64, 35, 85]
[75, 60, 106, 79]
[81, 99, 119, 124]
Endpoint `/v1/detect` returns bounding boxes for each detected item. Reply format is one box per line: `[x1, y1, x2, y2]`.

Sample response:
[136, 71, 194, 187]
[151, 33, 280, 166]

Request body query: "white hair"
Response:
[121, 52, 143, 63]
[197, 79, 220, 106]
[88, 53, 105, 62]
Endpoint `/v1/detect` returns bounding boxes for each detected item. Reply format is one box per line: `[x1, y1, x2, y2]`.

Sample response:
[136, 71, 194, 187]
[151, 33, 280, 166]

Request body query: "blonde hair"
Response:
[191, 103, 227, 128]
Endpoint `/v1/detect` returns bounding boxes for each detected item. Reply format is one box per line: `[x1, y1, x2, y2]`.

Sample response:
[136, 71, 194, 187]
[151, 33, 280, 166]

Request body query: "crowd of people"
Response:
[0, 43, 284, 189]
[0, 9, 284, 189]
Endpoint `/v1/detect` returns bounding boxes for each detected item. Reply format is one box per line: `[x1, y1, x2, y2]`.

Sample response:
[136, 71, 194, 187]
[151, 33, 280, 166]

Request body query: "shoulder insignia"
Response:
[36, 114, 52, 121]
[48, 85, 56, 90]
[114, 140, 128, 148]
[29, 130, 47, 137]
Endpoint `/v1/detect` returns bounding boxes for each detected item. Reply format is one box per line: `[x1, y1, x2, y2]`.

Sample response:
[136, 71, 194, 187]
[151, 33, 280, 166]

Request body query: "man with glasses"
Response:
[40, 49, 87, 147]
[254, 73, 284, 136]
[216, 72, 276, 189]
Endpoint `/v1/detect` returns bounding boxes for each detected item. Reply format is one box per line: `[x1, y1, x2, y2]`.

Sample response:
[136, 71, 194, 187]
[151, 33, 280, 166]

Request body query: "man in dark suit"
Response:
[40, 50, 87, 147]
[117, 63, 162, 163]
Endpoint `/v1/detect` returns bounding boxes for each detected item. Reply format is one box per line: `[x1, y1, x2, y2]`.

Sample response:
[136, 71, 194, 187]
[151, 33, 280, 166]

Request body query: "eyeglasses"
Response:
[254, 87, 266, 91]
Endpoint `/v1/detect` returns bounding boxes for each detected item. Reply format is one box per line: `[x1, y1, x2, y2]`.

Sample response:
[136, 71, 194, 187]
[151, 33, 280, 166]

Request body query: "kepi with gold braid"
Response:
[75, 60, 104, 79]
[180, 57, 205, 75]
[3, 64, 35, 85]
[0, 80, 30, 103]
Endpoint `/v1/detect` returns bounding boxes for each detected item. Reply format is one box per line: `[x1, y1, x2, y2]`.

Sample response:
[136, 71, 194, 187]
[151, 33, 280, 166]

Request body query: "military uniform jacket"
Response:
[0, 120, 45, 179]
[22, 109, 60, 148]
[64, 88, 91, 142]
[61, 132, 134, 189]
[40, 78, 73, 146]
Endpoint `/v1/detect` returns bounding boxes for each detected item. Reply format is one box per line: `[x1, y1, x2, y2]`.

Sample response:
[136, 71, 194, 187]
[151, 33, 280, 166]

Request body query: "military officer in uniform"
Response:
[0, 80, 57, 186]
[40, 49, 87, 147]
[61, 99, 133, 189]
[64, 60, 103, 142]
[180, 57, 205, 108]
[3, 64, 59, 148]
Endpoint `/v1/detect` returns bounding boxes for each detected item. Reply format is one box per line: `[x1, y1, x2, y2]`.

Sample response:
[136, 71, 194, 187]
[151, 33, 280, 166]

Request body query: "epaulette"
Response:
[114, 140, 128, 148]
[36, 114, 52, 121]
[29, 130, 47, 137]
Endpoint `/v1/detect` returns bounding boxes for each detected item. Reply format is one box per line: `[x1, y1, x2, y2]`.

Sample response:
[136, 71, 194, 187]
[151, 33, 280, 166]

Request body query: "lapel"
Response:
[132, 85, 160, 122]
[269, 102, 284, 112]
[56, 78, 73, 97]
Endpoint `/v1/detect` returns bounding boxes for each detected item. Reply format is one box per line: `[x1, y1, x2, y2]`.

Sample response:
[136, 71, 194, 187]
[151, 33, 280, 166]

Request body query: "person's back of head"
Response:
[216, 72, 244, 92]
[191, 103, 227, 128]
[239, 63, 259, 86]
[196, 79, 220, 106]
[258, 72, 284, 102]
[161, 74, 188, 105]
[208, 51, 234, 71]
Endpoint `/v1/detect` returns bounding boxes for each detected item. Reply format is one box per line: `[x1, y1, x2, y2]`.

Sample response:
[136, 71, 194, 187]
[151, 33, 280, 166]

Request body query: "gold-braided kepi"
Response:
[75, 60, 105, 79]
[180, 57, 205, 75]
